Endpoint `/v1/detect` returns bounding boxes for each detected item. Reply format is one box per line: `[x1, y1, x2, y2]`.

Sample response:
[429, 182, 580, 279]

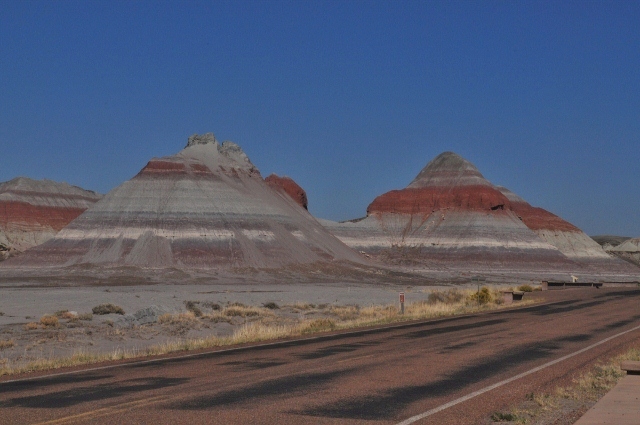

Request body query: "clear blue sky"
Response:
[1, 0, 638, 236]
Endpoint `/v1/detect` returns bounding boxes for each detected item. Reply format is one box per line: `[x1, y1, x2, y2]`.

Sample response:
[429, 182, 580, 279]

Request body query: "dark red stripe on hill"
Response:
[0, 201, 86, 231]
[367, 185, 511, 215]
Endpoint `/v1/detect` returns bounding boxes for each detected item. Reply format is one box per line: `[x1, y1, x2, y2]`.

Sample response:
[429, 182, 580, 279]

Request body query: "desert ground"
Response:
[0, 281, 452, 370]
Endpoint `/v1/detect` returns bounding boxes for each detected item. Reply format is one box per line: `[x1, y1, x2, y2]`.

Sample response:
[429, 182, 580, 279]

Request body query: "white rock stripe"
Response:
[396, 323, 640, 425]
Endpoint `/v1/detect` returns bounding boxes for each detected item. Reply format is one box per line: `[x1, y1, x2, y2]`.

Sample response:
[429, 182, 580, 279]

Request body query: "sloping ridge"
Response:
[0, 177, 102, 258]
[5, 134, 363, 270]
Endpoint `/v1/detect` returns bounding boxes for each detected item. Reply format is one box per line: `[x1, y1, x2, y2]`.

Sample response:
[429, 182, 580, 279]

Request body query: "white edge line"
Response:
[396, 323, 640, 425]
[0, 300, 553, 385]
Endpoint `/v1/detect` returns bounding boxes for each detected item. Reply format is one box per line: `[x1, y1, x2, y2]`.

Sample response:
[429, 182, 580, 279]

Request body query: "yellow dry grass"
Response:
[24, 322, 39, 331]
[491, 346, 640, 423]
[39, 315, 59, 328]
[0, 339, 15, 350]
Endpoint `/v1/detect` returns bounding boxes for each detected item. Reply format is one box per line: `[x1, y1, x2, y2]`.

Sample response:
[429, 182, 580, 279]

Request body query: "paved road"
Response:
[1, 288, 640, 425]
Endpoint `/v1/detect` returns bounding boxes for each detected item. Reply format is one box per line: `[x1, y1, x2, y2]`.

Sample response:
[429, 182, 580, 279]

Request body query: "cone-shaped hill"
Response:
[321, 152, 638, 278]
[0, 177, 102, 259]
[6, 134, 363, 270]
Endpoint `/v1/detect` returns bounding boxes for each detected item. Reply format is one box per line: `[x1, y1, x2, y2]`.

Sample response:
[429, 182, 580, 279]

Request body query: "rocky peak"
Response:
[186, 133, 218, 148]
[408, 151, 489, 189]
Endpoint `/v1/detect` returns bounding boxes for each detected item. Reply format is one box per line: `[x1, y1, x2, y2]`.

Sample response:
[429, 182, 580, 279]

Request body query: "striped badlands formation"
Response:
[321, 152, 637, 276]
[494, 186, 636, 270]
[0, 178, 101, 260]
[609, 238, 640, 266]
[6, 134, 363, 270]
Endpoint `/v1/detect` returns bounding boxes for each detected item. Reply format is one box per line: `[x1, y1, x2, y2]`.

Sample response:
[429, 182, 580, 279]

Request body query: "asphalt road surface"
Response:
[2, 287, 640, 425]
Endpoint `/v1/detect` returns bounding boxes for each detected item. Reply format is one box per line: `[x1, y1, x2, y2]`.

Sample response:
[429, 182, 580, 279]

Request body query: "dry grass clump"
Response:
[290, 302, 316, 311]
[24, 322, 39, 331]
[55, 310, 78, 320]
[78, 313, 93, 321]
[92, 304, 125, 315]
[329, 305, 360, 320]
[299, 318, 337, 334]
[0, 339, 15, 350]
[517, 284, 534, 292]
[223, 304, 272, 318]
[39, 315, 59, 328]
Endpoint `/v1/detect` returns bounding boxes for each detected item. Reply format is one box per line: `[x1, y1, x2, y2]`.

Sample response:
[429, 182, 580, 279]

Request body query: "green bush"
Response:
[92, 304, 125, 315]
[468, 287, 493, 305]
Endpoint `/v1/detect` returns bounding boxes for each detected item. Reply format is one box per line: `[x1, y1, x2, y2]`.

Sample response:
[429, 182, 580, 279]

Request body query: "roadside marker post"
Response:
[399, 292, 405, 314]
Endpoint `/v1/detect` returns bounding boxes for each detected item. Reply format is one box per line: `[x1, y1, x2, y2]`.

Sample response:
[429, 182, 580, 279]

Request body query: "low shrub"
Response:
[24, 322, 39, 330]
[184, 301, 203, 317]
[202, 302, 221, 311]
[92, 304, 125, 315]
[40, 315, 59, 328]
[263, 302, 280, 310]
[224, 305, 263, 318]
[55, 310, 78, 320]
[517, 284, 534, 292]
[78, 313, 93, 321]
[0, 339, 15, 350]
[291, 302, 316, 310]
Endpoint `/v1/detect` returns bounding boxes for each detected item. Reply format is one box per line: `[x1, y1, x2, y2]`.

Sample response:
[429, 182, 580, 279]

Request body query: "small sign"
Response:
[399, 292, 405, 303]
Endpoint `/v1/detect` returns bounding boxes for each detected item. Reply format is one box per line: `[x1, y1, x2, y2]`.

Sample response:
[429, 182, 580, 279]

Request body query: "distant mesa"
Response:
[322, 151, 639, 278]
[0, 177, 101, 260]
[4, 133, 362, 270]
[265, 174, 308, 210]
